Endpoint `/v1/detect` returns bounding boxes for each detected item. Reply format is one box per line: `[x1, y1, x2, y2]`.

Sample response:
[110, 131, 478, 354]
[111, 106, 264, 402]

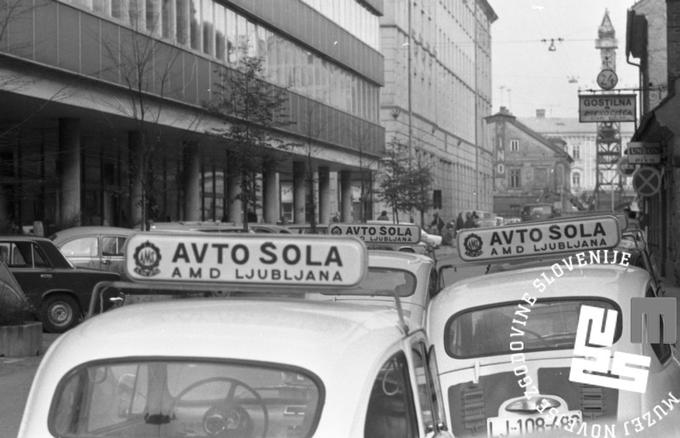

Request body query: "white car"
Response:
[428, 216, 680, 437]
[19, 233, 453, 438]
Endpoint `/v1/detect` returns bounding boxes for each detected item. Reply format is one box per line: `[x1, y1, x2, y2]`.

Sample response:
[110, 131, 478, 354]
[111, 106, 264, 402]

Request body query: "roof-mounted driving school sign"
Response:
[124, 233, 367, 286]
[456, 216, 621, 262]
[579, 93, 636, 122]
[328, 223, 421, 244]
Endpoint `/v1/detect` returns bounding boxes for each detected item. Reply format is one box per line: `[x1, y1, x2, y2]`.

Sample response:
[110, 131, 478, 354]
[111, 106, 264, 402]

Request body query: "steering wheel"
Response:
[171, 377, 268, 438]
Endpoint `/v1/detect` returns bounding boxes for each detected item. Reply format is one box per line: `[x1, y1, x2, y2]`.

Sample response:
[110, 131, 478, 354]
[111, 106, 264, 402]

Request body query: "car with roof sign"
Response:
[19, 233, 453, 438]
[427, 216, 680, 437]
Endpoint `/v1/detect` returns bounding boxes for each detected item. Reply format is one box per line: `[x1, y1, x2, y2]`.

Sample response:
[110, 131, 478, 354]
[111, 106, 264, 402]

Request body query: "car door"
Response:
[100, 235, 128, 277]
[6, 241, 55, 307]
[408, 335, 452, 437]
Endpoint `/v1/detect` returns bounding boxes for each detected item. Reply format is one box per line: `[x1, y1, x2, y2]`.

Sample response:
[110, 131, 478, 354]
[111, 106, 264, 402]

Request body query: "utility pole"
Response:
[407, 0, 413, 165]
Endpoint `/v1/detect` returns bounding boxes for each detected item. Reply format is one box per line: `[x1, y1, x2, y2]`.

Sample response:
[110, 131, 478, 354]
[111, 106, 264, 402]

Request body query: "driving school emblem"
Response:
[133, 241, 161, 277]
[463, 233, 483, 258]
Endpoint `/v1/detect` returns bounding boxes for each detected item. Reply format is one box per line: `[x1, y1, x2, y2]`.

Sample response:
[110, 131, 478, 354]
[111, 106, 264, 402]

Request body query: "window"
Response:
[364, 352, 418, 438]
[412, 343, 436, 432]
[176, 0, 188, 45]
[189, 0, 201, 51]
[573, 144, 580, 159]
[572, 172, 581, 187]
[446, 299, 622, 358]
[50, 360, 322, 437]
[509, 139, 519, 152]
[509, 168, 521, 188]
[102, 237, 127, 256]
[433, 190, 442, 209]
[60, 238, 99, 258]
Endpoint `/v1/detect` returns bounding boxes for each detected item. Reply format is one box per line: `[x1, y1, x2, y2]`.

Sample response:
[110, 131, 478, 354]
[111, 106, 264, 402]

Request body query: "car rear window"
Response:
[322, 267, 417, 297]
[49, 359, 323, 438]
[445, 298, 622, 358]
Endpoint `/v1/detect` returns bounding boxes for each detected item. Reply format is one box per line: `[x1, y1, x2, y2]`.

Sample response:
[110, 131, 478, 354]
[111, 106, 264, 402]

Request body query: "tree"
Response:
[377, 138, 434, 224]
[207, 49, 291, 231]
[377, 139, 411, 222]
[406, 150, 434, 225]
[101, 7, 183, 230]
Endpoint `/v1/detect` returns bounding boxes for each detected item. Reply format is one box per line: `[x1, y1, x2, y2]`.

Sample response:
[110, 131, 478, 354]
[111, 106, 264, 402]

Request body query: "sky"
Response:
[489, 0, 640, 118]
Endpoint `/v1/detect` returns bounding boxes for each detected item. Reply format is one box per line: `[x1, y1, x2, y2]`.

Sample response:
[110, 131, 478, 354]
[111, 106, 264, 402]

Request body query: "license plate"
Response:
[487, 410, 582, 437]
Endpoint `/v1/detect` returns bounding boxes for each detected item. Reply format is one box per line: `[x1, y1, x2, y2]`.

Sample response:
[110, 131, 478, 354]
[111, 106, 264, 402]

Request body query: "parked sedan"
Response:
[50, 226, 134, 278]
[0, 236, 120, 333]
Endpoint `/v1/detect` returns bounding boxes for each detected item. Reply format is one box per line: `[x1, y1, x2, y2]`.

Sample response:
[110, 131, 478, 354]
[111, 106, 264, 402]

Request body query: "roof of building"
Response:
[486, 108, 573, 162]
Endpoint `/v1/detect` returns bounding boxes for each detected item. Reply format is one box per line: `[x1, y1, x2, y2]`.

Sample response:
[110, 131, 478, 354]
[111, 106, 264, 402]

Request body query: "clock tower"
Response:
[592, 9, 624, 210]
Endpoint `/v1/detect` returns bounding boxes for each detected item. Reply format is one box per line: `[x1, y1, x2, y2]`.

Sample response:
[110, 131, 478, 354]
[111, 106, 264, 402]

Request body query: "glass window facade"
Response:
[300, 0, 379, 50]
[59, 0, 379, 122]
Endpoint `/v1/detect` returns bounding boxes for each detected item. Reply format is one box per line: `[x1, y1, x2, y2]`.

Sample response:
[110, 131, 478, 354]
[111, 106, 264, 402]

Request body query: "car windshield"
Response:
[50, 359, 322, 438]
[445, 298, 621, 358]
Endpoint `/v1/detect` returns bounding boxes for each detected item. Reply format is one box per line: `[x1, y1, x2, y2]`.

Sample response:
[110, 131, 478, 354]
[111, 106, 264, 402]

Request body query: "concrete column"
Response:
[183, 143, 201, 221]
[293, 161, 306, 224]
[59, 118, 81, 227]
[228, 157, 242, 223]
[340, 170, 353, 223]
[263, 164, 279, 224]
[318, 166, 330, 224]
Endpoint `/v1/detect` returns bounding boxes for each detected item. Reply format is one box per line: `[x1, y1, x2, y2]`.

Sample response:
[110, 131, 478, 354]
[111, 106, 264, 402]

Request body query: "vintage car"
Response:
[50, 225, 135, 278]
[0, 235, 120, 332]
[19, 233, 453, 438]
[428, 216, 680, 437]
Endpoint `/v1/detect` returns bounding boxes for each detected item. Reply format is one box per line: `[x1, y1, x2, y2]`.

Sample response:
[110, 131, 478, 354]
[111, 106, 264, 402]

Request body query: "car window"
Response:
[50, 359, 323, 438]
[364, 351, 418, 438]
[32, 244, 49, 268]
[445, 298, 622, 358]
[102, 236, 126, 256]
[61, 237, 98, 257]
[322, 267, 417, 297]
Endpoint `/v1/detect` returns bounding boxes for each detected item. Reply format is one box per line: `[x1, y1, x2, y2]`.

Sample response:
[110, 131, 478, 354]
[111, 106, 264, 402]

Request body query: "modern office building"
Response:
[379, 0, 496, 223]
[0, 0, 384, 232]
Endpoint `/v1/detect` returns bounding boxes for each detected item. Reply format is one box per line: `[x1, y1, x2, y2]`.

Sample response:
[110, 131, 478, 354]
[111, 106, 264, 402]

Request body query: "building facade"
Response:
[486, 107, 573, 218]
[379, 0, 496, 223]
[0, 0, 384, 233]
[520, 111, 635, 202]
[626, 0, 678, 281]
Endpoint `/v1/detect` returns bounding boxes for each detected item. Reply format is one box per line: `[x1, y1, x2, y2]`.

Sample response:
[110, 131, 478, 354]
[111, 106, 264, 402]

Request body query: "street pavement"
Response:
[1, 245, 679, 438]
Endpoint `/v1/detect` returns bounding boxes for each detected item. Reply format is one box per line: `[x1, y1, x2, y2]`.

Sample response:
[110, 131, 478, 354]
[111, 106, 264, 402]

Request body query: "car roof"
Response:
[0, 235, 54, 242]
[433, 263, 650, 310]
[44, 298, 405, 376]
[50, 226, 135, 241]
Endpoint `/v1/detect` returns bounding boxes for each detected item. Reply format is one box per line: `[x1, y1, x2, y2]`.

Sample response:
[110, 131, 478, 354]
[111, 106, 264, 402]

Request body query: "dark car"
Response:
[0, 236, 120, 333]
[50, 226, 134, 278]
[520, 203, 558, 222]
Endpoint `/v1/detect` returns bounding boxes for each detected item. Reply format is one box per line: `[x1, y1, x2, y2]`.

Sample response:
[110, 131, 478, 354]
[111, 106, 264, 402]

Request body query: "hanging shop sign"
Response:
[578, 94, 636, 123]
[625, 142, 661, 164]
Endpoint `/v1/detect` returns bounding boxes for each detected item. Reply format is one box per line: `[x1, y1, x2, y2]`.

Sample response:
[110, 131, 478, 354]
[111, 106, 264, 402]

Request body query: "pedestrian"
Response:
[455, 212, 465, 234]
[377, 210, 389, 221]
[430, 212, 445, 235]
[463, 212, 475, 228]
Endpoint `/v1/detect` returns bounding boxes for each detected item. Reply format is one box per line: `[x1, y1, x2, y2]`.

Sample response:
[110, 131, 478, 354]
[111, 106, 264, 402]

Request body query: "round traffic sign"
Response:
[617, 156, 635, 176]
[632, 166, 662, 197]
